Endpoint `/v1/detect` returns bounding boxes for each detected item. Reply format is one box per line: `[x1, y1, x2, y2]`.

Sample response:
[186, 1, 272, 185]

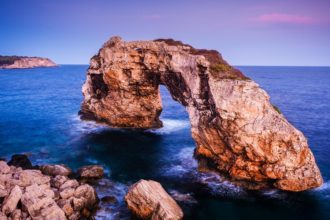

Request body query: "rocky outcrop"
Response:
[1, 186, 22, 216]
[77, 165, 104, 179]
[7, 154, 33, 170]
[0, 160, 98, 219]
[40, 164, 72, 177]
[22, 183, 67, 220]
[125, 180, 183, 220]
[80, 36, 323, 191]
[0, 56, 57, 69]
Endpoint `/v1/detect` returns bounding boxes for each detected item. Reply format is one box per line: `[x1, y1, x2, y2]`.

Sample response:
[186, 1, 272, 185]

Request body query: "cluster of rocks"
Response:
[0, 156, 103, 220]
[1, 155, 185, 220]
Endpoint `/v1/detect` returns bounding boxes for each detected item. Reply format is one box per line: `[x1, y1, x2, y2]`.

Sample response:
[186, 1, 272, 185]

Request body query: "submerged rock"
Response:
[125, 180, 183, 220]
[100, 195, 118, 204]
[80, 36, 323, 191]
[77, 165, 104, 179]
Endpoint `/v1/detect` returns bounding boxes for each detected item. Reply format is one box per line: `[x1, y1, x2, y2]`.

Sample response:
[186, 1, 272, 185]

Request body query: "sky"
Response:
[0, 0, 329, 66]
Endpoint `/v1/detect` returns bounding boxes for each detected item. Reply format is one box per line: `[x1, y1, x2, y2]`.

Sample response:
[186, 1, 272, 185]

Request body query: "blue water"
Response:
[0, 65, 329, 220]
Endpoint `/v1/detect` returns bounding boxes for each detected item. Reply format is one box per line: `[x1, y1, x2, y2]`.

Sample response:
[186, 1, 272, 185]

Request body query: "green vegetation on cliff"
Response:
[0, 56, 24, 65]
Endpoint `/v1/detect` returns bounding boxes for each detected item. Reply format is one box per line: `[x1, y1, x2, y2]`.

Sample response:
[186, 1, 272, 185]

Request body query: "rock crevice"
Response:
[80, 36, 323, 191]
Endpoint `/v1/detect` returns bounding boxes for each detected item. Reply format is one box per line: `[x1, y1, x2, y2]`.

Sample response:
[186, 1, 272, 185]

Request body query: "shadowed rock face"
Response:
[80, 36, 323, 191]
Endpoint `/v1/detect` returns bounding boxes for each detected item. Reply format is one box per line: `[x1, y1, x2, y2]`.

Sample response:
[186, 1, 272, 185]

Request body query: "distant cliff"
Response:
[0, 56, 57, 69]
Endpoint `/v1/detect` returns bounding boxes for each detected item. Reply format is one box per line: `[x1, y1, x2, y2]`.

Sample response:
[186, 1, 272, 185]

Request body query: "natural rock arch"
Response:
[80, 36, 322, 191]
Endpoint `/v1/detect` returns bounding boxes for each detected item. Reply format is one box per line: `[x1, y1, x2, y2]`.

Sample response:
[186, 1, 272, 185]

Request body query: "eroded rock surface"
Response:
[125, 180, 183, 220]
[80, 36, 322, 191]
[77, 165, 104, 179]
[0, 160, 98, 219]
[40, 164, 72, 177]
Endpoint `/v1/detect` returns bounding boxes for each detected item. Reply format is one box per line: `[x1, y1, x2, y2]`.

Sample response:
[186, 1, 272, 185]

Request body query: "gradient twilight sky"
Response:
[1, 0, 330, 65]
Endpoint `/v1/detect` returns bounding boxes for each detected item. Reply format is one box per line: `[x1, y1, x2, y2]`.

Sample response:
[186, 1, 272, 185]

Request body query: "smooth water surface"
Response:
[0, 65, 329, 219]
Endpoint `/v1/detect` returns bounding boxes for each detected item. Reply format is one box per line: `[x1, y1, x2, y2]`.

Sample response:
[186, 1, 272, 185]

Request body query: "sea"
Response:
[0, 65, 329, 220]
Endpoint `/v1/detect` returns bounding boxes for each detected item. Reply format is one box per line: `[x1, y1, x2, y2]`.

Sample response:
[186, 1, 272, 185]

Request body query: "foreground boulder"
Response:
[0, 160, 98, 219]
[80, 36, 322, 191]
[125, 180, 183, 220]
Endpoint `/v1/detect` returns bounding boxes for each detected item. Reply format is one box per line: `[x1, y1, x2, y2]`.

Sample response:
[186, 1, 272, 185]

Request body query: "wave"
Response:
[70, 115, 109, 134]
[150, 118, 190, 134]
[313, 181, 330, 192]
[94, 179, 130, 220]
[169, 189, 197, 204]
[161, 147, 247, 198]
[71, 115, 190, 136]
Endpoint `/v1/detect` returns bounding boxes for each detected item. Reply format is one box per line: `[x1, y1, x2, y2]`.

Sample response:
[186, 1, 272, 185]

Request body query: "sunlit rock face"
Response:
[80, 36, 323, 191]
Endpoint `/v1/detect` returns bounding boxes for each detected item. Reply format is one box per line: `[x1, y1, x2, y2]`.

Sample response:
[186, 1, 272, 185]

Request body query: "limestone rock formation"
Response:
[0, 56, 57, 69]
[22, 183, 66, 220]
[77, 165, 104, 179]
[80, 36, 323, 191]
[40, 164, 72, 177]
[0, 160, 98, 219]
[2, 186, 22, 215]
[125, 180, 183, 220]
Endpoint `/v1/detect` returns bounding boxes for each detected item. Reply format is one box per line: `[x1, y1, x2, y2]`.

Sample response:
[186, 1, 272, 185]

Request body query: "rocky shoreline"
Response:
[0, 155, 100, 220]
[0, 56, 57, 69]
[0, 155, 184, 220]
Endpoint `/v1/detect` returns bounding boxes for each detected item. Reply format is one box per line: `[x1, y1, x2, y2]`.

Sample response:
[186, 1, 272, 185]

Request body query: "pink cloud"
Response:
[256, 13, 316, 25]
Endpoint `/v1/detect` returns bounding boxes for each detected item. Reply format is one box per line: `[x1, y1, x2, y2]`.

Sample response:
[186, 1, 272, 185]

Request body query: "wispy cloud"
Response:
[255, 13, 316, 25]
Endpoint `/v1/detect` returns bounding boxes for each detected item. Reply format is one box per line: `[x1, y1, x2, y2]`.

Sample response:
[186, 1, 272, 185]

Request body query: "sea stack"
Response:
[0, 56, 57, 69]
[80, 36, 323, 191]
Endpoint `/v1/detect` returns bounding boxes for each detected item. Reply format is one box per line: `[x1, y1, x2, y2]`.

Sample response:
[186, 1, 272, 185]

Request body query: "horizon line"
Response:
[57, 64, 330, 68]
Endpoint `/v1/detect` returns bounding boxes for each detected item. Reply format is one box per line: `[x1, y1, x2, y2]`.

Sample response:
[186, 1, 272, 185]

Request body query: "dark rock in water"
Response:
[7, 154, 33, 170]
[125, 179, 183, 220]
[80, 36, 322, 191]
[78, 165, 104, 179]
[101, 196, 118, 204]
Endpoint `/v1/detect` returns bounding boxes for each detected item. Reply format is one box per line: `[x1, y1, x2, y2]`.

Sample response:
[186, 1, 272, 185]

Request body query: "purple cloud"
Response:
[256, 13, 316, 25]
